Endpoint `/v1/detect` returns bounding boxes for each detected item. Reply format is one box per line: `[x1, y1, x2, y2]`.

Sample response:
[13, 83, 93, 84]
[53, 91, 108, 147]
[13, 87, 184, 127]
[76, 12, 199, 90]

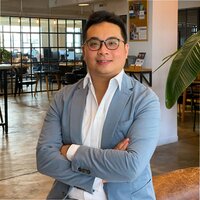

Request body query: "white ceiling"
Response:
[49, 0, 105, 8]
[0, 0, 108, 19]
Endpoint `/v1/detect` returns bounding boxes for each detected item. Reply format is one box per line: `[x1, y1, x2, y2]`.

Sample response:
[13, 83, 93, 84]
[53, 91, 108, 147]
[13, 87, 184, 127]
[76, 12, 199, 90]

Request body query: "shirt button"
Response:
[78, 167, 82, 172]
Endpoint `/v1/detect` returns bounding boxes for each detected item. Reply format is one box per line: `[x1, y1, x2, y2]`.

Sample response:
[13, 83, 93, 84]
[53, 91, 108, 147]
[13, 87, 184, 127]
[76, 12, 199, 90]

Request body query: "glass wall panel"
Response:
[40, 19, 48, 32]
[67, 20, 74, 32]
[31, 33, 40, 47]
[187, 9, 198, 36]
[50, 19, 57, 32]
[75, 34, 81, 47]
[31, 18, 39, 32]
[178, 8, 200, 48]
[36, 48, 41, 61]
[59, 48, 66, 61]
[58, 20, 65, 33]
[75, 48, 82, 60]
[12, 33, 20, 48]
[41, 33, 49, 47]
[75, 20, 82, 33]
[22, 33, 30, 48]
[23, 48, 31, 55]
[58, 33, 65, 47]
[0, 17, 10, 32]
[21, 18, 30, 32]
[50, 33, 57, 47]
[11, 17, 20, 32]
[67, 48, 75, 60]
[66, 34, 73, 47]
[0, 33, 3, 47]
[3, 33, 11, 47]
[51, 48, 59, 61]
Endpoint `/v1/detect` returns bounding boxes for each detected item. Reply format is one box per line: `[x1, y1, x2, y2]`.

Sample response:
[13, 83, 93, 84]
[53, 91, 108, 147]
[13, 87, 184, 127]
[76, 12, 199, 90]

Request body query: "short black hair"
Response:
[83, 10, 127, 43]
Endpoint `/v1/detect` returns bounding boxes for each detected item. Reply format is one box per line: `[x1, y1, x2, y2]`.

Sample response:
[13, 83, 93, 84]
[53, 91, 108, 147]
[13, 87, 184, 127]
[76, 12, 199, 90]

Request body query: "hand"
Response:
[114, 138, 130, 151]
[60, 144, 71, 156]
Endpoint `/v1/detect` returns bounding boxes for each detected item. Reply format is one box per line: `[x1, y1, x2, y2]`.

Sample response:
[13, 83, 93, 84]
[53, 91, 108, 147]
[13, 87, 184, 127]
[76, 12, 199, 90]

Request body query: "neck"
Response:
[91, 75, 110, 105]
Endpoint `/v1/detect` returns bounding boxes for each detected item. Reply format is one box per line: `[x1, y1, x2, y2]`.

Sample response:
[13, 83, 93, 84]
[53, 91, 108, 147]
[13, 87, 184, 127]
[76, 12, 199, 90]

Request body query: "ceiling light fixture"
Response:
[78, 3, 89, 7]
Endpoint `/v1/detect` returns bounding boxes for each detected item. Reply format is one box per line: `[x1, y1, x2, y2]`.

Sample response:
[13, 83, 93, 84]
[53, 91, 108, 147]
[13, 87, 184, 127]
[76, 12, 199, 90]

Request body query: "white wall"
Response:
[151, 1, 178, 145]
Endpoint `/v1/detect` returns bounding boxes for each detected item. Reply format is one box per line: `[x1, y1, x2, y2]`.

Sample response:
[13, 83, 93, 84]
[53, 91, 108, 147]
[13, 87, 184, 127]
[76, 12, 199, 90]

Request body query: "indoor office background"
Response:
[0, 0, 199, 199]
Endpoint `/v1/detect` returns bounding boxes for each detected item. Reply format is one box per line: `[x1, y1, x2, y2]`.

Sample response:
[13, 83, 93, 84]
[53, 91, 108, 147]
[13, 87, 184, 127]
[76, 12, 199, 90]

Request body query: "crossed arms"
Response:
[36, 86, 160, 194]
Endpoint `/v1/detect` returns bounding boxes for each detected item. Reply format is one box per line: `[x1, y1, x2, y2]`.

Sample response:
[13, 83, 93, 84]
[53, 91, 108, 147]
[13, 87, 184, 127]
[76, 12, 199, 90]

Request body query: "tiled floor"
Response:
[0, 92, 199, 199]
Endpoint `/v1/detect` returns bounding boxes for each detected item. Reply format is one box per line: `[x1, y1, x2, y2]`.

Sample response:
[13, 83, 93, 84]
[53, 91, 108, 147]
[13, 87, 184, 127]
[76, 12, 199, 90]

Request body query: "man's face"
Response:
[82, 22, 129, 80]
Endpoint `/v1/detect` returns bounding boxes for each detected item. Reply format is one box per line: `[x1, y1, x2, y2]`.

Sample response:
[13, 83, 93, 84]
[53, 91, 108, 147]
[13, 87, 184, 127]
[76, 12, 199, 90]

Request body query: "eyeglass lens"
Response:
[87, 38, 120, 50]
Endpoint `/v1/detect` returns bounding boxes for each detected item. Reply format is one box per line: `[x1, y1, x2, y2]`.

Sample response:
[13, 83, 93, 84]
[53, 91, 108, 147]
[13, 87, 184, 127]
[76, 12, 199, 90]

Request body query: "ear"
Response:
[125, 43, 129, 58]
[82, 45, 86, 61]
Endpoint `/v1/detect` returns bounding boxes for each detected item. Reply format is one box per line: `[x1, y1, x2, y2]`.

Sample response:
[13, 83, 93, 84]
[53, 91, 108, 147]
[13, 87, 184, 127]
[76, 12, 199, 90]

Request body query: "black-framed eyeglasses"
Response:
[84, 37, 125, 51]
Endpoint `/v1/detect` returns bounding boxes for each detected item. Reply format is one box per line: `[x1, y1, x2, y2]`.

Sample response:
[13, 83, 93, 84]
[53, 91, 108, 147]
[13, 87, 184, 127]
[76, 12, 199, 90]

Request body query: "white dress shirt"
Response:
[67, 70, 124, 200]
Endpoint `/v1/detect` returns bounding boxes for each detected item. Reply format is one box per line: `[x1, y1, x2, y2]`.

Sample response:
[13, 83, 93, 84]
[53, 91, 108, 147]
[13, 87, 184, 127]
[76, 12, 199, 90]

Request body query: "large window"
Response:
[0, 16, 85, 94]
[0, 16, 85, 64]
[178, 8, 200, 48]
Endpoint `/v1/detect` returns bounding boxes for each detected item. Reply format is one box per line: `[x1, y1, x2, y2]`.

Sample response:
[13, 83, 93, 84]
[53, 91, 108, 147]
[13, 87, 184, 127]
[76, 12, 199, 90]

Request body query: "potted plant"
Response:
[0, 48, 12, 64]
[155, 31, 200, 109]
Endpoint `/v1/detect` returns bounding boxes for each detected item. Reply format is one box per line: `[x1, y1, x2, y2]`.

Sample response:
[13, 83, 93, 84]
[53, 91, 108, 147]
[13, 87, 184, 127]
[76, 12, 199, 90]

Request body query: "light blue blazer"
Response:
[36, 73, 160, 200]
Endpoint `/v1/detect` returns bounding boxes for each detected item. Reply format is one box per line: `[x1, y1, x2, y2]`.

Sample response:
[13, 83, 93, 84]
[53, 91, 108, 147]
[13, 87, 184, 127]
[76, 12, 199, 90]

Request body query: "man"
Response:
[36, 10, 160, 200]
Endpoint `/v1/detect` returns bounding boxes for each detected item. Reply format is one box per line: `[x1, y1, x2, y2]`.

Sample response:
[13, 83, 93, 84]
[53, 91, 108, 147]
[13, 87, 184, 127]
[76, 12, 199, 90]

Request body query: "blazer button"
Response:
[78, 167, 82, 172]
[78, 167, 91, 174]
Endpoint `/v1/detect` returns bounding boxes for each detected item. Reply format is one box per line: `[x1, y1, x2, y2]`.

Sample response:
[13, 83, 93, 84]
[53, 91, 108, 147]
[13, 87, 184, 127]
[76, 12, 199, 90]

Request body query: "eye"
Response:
[88, 40, 99, 47]
[107, 39, 118, 47]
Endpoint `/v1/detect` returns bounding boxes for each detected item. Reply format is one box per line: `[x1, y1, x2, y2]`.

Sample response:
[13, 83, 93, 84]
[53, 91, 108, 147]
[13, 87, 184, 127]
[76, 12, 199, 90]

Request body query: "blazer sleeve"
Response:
[36, 88, 95, 194]
[70, 88, 160, 182]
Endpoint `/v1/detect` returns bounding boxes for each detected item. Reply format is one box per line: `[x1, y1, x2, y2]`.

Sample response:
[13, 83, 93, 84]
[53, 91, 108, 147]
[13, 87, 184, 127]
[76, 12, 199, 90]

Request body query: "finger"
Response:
[119, 141, 129, 150]
[118, 139, 129, 150]
[117, 138, 129, 149]
[114, 138, 129, 150]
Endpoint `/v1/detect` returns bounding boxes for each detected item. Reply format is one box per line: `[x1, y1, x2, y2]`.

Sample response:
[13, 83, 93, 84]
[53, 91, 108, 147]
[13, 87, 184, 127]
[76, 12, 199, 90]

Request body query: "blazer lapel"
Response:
[101, 75, 133, 149]
[70, 84, 88, 145]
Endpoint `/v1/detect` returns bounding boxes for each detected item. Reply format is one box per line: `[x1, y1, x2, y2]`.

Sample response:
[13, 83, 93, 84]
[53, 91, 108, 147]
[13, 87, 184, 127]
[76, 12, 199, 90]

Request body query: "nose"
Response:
[97, 41, 109, 54]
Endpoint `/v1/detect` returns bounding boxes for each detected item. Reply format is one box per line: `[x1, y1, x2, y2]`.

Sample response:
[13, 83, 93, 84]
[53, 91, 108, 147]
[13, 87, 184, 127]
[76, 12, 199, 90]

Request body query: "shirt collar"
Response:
[83, 69, 124, 91]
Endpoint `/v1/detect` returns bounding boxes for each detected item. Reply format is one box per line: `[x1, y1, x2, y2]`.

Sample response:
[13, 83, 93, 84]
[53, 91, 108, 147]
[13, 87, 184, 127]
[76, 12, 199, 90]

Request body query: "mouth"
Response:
[96, 59, 112, 64]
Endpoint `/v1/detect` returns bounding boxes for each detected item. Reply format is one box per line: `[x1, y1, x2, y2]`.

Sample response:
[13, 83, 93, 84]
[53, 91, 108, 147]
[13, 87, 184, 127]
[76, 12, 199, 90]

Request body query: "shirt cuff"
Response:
[66, 144, 80, 161]
[92, 177, 104, 191]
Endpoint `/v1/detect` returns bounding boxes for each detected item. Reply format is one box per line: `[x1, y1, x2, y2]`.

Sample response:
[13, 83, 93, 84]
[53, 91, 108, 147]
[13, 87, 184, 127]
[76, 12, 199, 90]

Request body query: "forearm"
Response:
[59, 138, 129, 186]
[60, 138, 129, 159]
[69, 103, 160, 182]
[36, 143, 95, 193]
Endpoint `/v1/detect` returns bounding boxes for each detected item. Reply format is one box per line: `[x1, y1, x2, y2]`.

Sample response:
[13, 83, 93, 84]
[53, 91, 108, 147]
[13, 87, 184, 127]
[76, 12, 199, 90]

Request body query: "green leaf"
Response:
[165, 31, 200, 108]
[0, 48, 11, 63]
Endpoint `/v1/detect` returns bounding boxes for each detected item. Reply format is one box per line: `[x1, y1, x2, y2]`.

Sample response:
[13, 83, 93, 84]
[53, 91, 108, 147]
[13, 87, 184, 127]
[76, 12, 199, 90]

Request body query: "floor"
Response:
[0, 91, 199, 199]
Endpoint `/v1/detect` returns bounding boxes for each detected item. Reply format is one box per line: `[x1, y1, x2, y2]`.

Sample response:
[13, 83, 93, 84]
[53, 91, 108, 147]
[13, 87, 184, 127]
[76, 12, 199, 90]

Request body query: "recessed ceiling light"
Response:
[78, 3, 89, 7]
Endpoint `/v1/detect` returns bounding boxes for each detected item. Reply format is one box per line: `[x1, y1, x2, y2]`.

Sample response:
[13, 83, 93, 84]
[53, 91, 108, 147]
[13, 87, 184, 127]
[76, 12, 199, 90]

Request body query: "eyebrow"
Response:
[87, 36, 121, 41]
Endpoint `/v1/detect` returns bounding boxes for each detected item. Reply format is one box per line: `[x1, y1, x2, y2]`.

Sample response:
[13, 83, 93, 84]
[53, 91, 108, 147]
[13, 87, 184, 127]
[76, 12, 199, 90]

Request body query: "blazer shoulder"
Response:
[123, 73, 157, 94]
[55, 79, 84, 98]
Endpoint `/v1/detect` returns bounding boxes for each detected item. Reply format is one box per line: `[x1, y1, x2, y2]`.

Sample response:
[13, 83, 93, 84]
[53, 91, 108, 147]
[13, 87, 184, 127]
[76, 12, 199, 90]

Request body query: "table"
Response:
[124, 66, 152, 86]
[59, 61, 83, 67]
[0, 64, 12, 134]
